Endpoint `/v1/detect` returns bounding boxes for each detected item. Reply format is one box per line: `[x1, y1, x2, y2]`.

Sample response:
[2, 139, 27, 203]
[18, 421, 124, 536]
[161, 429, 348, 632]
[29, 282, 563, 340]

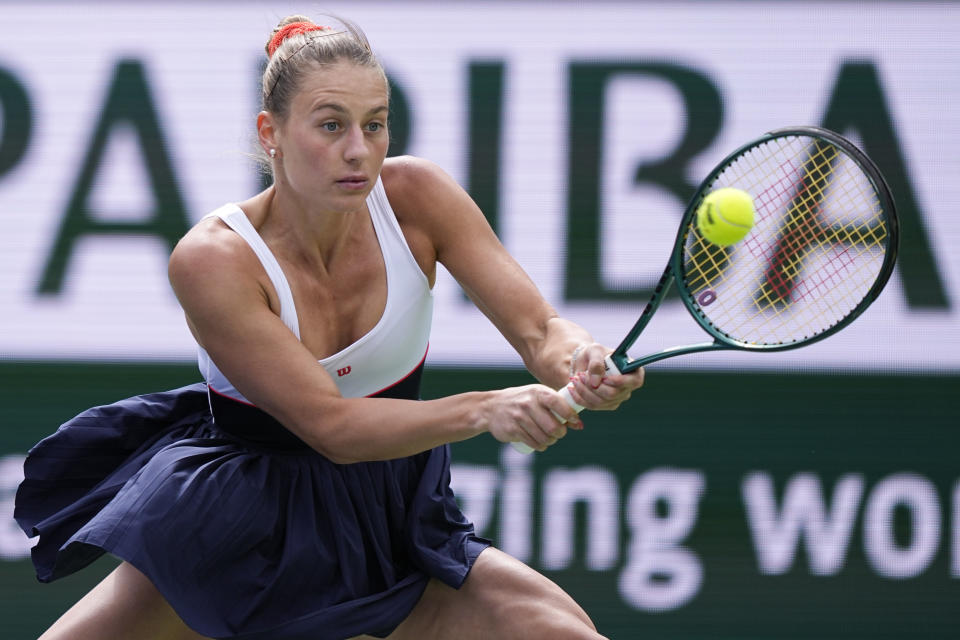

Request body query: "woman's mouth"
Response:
[337, 176, 368, 191]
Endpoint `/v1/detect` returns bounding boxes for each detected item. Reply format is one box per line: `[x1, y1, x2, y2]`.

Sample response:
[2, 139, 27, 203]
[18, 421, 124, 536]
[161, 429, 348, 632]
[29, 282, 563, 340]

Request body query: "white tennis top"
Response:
[197, 177, 434, 401]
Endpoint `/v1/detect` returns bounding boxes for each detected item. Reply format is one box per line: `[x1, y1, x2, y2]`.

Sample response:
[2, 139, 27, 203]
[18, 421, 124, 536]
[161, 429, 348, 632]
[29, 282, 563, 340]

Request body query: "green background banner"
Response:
[2, 363, 957, 638]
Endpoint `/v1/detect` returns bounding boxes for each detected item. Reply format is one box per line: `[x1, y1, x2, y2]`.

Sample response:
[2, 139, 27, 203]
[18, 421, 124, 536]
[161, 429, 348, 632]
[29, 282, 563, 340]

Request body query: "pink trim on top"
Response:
[207, 344, 430, 405]
[365, 345, 429, 398]
[207, 384, 256, 407]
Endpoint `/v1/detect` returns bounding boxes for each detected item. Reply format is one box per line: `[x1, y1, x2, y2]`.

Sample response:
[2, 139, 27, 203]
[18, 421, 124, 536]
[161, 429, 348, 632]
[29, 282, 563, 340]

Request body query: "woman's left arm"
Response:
[383, 156, 644, 411]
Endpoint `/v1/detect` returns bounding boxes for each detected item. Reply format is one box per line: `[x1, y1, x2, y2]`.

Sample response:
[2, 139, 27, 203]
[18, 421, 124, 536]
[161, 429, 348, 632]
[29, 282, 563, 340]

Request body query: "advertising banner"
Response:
[0, 2, 956, 370]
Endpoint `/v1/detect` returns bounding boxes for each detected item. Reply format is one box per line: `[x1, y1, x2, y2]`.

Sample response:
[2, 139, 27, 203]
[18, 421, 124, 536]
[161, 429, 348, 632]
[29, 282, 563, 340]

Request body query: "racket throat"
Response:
[615, 341, 729, 371]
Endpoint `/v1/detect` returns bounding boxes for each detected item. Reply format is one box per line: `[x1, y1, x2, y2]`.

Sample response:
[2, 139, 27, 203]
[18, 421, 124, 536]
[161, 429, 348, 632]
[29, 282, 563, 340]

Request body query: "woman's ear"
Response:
[257, 110, 279, 156]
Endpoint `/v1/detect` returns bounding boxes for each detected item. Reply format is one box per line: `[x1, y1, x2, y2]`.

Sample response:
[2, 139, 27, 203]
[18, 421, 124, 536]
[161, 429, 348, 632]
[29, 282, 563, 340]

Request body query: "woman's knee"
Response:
[454, 547, 605, 639]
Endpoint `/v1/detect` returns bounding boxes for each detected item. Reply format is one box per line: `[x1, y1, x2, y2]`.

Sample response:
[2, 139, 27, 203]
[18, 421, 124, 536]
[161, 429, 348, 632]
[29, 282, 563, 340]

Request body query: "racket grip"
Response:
[510, 385, 585, 454]
[604, 353, 622, 374]
[557, 384, 585, 413]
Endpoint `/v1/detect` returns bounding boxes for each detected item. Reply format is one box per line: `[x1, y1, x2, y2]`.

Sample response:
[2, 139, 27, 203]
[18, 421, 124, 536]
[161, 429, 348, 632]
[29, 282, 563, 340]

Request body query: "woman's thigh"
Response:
[38, 561, 208, 640]
[385, 547, 607, 640]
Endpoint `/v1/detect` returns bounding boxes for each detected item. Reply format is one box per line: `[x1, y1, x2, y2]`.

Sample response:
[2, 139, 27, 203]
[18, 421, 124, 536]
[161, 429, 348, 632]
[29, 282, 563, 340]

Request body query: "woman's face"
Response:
[274, 60, 390, 213]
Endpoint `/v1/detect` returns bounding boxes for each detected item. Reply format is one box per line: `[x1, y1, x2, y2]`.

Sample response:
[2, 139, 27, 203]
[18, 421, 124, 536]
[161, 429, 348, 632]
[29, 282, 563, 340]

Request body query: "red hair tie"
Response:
[267, 22, 328, 59]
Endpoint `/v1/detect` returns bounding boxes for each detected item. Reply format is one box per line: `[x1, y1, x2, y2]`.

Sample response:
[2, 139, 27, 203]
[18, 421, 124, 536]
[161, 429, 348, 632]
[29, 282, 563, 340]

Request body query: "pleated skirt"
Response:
[15, 383, 489, 639]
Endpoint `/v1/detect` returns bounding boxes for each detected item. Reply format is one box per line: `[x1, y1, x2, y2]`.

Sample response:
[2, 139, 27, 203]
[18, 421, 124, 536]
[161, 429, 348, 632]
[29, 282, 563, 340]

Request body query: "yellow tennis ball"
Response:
[696, 187, 756, 246]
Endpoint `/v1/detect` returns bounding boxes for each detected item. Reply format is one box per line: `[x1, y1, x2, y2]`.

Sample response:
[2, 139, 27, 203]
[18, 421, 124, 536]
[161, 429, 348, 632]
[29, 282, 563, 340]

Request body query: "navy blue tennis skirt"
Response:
[15, 382, 489, 639]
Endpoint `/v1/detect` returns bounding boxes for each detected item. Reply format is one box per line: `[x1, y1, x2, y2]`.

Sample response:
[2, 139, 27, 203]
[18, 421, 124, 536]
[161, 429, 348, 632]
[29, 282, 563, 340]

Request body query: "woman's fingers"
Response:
[490, 385, 580, 451]
[566, 366, 645, 411]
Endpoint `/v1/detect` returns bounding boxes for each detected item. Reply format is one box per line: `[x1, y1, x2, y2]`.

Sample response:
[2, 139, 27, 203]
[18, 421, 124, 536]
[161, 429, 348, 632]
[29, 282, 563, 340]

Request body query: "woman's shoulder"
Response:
[168, 206, 264, 291]
[172, 211, 241, 262]
[381, 156, 472, 219]
[382, 156, 445, 201]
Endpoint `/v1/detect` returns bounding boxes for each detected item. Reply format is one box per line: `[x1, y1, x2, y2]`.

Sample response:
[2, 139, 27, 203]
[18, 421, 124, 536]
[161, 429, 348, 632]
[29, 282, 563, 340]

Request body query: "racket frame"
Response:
[608, 126, 899, 375]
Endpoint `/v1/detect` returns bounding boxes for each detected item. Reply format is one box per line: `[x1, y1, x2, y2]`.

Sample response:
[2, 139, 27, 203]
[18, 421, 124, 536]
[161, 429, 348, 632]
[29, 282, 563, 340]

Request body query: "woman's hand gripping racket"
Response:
[513, 126, 899, 453]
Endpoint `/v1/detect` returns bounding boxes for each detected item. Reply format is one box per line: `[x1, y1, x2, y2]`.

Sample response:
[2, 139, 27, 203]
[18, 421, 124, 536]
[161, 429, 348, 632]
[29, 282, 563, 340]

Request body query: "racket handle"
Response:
[511, 353, 624, 454]
[510, 384, 585, 454]
[557, 384, 585, 413]
[604, 353, 622, 375]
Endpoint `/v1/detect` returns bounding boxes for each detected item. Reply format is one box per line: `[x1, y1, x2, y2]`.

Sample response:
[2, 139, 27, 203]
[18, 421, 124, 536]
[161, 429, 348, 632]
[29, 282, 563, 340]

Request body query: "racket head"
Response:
[671, 126, 899, 353]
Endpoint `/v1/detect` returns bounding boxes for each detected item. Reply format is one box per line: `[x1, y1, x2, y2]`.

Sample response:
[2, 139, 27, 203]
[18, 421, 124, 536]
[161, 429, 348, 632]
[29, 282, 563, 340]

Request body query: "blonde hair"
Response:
[261, 14, 389, 122]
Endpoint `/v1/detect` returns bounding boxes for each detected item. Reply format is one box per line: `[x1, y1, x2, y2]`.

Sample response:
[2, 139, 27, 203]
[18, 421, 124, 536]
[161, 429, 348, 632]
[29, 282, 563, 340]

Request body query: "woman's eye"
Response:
[321, 122, 338, 132]
[367, 122, 385, 133]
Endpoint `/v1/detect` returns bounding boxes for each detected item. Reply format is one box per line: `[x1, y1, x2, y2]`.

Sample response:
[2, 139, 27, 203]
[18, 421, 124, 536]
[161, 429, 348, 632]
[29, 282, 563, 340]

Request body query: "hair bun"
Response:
[266, 21, 328, 58]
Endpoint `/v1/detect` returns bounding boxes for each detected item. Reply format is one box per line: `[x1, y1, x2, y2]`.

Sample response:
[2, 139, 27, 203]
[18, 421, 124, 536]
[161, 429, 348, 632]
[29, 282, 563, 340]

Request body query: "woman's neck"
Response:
[252, 185, 365, 270]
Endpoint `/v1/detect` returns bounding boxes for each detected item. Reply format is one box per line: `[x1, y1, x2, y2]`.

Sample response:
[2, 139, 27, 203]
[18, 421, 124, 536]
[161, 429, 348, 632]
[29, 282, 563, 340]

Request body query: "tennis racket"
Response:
[513, 126, 898, 453]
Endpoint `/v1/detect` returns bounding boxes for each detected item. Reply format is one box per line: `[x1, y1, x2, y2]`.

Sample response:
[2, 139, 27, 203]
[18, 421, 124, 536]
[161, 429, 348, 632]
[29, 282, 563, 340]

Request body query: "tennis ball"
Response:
[695, 187, 755, 246]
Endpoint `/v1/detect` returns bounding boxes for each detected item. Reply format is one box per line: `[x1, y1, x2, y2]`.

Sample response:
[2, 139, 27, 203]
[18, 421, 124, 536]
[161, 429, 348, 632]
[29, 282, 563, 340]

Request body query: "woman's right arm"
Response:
[167, 223, 579, 462]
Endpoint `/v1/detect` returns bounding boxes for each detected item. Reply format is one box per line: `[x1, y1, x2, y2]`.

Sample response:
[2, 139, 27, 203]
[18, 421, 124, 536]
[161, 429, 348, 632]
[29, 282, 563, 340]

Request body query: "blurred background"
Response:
[1, 1, 958, 638]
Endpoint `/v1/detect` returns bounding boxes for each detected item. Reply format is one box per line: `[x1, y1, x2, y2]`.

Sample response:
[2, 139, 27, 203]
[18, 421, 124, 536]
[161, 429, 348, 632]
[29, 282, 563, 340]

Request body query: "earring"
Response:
[269, 148, 277, 159]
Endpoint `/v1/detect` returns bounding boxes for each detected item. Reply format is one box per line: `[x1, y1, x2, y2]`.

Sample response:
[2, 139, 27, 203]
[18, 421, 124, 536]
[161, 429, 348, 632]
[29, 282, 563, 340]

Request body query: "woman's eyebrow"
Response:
[311, 103, 388, 115]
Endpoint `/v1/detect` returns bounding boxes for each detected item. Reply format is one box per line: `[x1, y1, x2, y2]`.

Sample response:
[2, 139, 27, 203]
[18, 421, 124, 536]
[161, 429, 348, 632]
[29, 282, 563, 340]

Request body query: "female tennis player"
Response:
[16, 14, 644, 640]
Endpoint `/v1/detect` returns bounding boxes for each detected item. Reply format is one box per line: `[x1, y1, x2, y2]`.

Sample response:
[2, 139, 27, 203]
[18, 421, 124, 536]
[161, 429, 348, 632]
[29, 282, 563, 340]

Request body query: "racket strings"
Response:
[709, 140, 884, 341]
[724, 163, 882, 340]
[682, 135, 889, 345]
[760, 142, 840, 302]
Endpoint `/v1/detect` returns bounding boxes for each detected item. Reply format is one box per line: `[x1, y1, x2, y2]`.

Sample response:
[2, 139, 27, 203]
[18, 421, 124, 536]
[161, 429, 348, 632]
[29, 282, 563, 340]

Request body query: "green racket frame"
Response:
[606, 126, 900, 375]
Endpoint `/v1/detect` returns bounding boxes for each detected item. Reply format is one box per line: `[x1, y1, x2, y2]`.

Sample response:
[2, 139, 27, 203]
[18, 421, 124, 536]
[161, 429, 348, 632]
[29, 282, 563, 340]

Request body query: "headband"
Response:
[267, 21, 329, 59]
